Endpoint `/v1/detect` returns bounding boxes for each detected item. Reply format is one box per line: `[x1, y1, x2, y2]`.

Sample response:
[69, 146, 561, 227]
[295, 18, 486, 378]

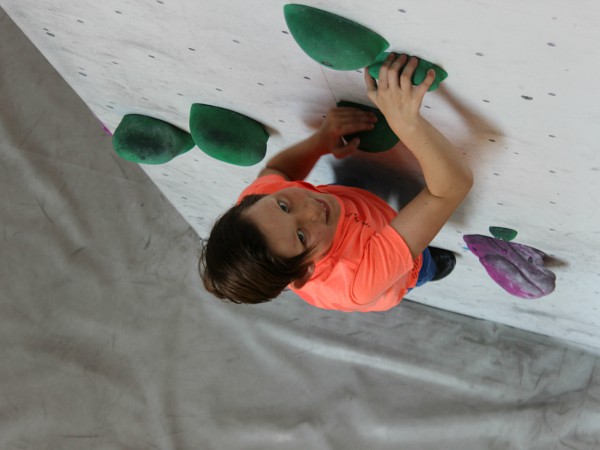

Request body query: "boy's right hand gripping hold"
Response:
[259, 107, 376, 181]
[363, 53, 473, 259]
[317, 107, 378, 159]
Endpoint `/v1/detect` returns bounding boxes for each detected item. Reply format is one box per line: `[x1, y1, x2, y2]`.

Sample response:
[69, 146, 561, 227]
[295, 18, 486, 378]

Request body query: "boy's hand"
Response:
[317, 107, 377, 159]
[364, 53, 435, 132]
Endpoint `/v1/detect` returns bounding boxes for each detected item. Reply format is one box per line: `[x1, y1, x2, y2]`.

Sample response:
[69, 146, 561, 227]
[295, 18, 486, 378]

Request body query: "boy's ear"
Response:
[291, 263, 315, 289]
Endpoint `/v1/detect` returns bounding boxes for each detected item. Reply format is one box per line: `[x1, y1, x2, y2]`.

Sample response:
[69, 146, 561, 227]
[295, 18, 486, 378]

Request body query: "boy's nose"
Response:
[298, 201, 320, 223]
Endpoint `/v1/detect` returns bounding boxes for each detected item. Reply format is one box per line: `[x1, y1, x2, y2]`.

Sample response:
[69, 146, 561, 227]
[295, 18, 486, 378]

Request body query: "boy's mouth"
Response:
[316, 199, 330, 223]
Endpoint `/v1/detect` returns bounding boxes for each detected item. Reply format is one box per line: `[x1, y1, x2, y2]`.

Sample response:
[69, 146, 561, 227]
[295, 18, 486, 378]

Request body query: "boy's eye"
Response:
[278, 201, 288, 213]
[297, 230, 305, 243]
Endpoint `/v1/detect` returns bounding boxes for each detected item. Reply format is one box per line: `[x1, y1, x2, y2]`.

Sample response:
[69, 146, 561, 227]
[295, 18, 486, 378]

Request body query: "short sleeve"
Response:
[350, 225, 416, 308]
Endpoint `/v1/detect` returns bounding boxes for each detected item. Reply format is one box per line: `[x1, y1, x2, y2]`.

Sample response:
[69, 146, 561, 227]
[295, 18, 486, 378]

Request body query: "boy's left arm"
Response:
[259, 107, 377, 181]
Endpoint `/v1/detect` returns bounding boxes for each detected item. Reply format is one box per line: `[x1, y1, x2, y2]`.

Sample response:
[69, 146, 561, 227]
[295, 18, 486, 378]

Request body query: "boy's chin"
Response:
[314, 246, 332, 262]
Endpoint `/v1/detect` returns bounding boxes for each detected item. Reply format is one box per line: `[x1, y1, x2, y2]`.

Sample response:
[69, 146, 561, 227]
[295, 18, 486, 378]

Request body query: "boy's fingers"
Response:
[364, 69, 377, 94]
[380, 53, 394, 88]
[339, 113, 377, 128]
[334, 107, 376, 120]
[334, 121, 373, 139]
[384, 52, 397, 67]
[377, 53, 396, 90]
[389, 53, 406, 71]
[415, 69, 436, 97]
[352, 110, 377, 124]
[387, 53, 409, 89]
[400, 56, 418, 89]
[334, 106, 364, 113]
[343, 122, 375, 136]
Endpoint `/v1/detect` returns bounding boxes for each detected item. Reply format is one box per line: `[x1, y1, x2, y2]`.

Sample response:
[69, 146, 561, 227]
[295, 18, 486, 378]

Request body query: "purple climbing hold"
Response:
[463, 234, 556, 299]
[101, 123, 113, 136]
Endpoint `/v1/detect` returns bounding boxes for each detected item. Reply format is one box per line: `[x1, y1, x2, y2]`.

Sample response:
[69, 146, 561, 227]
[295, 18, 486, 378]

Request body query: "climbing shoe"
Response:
[429, 247, 456, 281]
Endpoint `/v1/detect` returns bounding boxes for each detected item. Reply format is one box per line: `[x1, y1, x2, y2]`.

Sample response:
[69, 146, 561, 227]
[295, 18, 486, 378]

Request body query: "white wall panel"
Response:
[2, 0, 599, 349]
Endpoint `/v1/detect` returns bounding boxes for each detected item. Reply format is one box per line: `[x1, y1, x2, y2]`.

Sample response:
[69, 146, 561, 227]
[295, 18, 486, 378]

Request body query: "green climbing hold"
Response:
[112, 114, 195, 164]
[368, 52, 448, 91]
[189, 104, 268, 166]
[489, 226, 518, 242]
[284, 4, 389, 70]
[337, 100, 398, 153]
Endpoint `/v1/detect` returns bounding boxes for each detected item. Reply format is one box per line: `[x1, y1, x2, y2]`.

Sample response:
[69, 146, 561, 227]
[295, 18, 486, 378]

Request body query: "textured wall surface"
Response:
[2, 0, 599, 349]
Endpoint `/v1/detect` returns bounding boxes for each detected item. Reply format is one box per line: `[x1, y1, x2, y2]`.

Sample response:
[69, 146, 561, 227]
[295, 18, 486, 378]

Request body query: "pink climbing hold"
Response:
[463, 234, 556, 299]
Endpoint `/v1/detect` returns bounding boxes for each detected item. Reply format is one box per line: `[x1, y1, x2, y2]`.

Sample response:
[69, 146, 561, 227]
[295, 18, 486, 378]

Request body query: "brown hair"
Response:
[200, 194, 313, 304]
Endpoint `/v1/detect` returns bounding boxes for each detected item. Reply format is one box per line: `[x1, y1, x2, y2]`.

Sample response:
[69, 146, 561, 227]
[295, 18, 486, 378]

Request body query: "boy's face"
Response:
[244, 188, 340, 262]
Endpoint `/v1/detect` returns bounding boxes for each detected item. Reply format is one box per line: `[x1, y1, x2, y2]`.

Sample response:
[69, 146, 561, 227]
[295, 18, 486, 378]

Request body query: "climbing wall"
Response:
[2, 0, 599, 349]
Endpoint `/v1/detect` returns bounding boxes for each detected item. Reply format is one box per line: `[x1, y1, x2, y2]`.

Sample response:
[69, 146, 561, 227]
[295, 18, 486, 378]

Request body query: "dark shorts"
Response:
[415, 247, 436, 287]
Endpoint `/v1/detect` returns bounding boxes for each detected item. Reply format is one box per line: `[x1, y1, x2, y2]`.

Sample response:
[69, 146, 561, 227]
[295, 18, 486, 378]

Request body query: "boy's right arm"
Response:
[258, 108, 376, 181]
[365, 53, 473, 259]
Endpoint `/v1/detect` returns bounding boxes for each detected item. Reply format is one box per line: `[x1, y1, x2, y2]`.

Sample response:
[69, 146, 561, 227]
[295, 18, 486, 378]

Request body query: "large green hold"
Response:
[368, 52, 448, 91]
[189, 104, 268, 166]
[284, 4, 389, 70]
[337, 100, 398, 153]
[112, 114, 195, 164]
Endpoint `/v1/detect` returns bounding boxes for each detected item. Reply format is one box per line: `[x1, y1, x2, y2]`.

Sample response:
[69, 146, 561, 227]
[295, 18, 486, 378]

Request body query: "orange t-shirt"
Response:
[238, 175, 422, 312]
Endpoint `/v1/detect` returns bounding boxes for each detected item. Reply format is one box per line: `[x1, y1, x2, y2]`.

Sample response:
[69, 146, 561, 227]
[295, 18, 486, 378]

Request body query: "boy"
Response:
[200, 53, 473, 312]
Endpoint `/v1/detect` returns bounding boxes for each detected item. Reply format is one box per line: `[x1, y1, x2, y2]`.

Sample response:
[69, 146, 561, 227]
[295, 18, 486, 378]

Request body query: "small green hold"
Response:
[189, 104, 268, 166]
[489, 226, 518, 242]
[367, 52, 448, 91]
[284, 4, 389, 70]
[112, 114, 195, 164]
[337, 100, 398, 153]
